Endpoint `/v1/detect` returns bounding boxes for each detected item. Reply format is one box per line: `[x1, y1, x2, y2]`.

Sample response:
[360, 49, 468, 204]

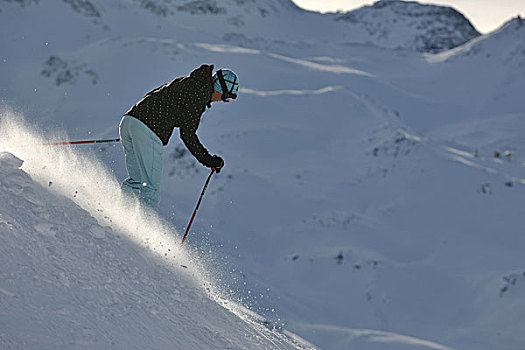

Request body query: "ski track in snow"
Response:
[293, 323, 456, 350]
[241, 86, 342, 97]
[193, 41, 374, 76]
[266, 53, 374, 76]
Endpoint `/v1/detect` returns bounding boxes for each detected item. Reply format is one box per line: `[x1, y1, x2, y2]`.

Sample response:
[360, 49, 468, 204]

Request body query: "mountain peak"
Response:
[498, 15, 524, 31]
[439, 14, 525, 66]
[336, 0, 480, 53]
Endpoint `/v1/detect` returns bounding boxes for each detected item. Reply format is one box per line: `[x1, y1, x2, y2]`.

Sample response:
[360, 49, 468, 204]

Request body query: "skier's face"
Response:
[211, 90, 223, 103]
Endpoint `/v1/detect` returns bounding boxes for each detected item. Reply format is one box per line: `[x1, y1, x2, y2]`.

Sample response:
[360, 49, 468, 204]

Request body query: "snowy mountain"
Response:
[0, 0, 480, 53]
[335, 0, 480, 52]
[434, 15, 525, 66]
[1, 0, 525, 349]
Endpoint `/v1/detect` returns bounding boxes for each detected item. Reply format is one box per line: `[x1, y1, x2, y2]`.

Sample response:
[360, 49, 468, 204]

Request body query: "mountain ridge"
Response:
[0, 0, 488, 53]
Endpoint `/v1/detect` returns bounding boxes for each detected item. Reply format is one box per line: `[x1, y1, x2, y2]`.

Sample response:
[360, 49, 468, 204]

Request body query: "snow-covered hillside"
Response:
[1, 0, 525, 349]
[335, 0, 480, 52]
[432, 15, 525, 66]
[0, 122, 312, 349]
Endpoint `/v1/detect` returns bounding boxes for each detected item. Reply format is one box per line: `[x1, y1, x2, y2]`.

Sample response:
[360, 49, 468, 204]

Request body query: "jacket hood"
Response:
[190, 64, 214, 80]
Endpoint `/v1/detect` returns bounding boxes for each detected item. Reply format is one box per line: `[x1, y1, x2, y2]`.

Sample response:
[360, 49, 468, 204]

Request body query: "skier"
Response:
[119, 64, 239, 209]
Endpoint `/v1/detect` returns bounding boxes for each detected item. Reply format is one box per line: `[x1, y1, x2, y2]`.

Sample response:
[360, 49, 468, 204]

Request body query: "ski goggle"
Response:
[217, 69, 238, 102]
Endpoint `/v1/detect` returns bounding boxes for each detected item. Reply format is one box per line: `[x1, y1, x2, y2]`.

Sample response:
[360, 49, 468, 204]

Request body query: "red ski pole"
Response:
[42, 138, 121, 146]
[180, 168, 216, 247]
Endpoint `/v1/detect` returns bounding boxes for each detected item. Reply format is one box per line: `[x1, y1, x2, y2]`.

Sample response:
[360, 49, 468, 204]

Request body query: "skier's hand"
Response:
[210, 155, 224, 173]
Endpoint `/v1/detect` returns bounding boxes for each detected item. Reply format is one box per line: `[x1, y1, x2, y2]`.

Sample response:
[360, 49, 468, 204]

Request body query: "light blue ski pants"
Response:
[119, 115, 163, 209]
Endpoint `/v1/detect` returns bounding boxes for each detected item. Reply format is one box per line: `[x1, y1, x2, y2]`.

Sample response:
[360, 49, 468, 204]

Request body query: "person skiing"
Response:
[119, 64, 239, 209]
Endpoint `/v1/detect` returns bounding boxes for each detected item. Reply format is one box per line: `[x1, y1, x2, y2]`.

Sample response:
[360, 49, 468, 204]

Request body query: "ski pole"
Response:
[42, 138, 121, 146]
[180, 168, 216, 247]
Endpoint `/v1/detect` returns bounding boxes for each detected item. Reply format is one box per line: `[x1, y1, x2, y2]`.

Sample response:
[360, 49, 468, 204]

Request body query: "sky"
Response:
[292, 0, 525, 33]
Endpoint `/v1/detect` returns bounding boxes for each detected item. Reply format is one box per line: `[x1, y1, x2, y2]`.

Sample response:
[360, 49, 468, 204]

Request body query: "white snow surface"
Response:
[0, 119, 313, 349]
[1, 0, 525, 349]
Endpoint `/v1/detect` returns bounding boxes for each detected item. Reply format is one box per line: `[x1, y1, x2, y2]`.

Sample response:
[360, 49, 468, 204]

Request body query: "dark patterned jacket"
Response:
[126, 64, 217, 167]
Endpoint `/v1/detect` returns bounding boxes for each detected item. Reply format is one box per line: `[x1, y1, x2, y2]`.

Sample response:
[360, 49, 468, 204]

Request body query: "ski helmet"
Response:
[213, 69, 239, 102]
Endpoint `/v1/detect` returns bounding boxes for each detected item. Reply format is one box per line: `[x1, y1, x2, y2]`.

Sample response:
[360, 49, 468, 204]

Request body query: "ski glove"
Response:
[210, 155, 224, 173]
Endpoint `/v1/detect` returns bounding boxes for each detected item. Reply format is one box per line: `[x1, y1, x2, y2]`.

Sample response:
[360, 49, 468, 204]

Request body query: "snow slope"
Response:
[0, 115, 313, 350]
[1, 0, 525, 349]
